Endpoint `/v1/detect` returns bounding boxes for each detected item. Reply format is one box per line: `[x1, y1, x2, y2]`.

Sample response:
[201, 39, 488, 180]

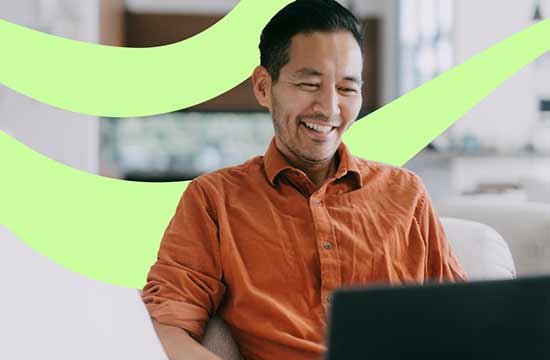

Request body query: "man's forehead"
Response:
[283, 32, 363, 73]
[288, 31, 361, 51]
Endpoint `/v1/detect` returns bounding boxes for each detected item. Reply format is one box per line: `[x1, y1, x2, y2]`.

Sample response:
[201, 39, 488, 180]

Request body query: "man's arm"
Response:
[153, 320, 221, 360]
[142, 180, 227, 358]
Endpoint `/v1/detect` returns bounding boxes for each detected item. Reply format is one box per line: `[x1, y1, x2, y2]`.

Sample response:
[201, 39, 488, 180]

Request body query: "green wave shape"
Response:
[0, 20, 549, 288]
[0, 0, 292, 117]
[344, 19, 550, 165]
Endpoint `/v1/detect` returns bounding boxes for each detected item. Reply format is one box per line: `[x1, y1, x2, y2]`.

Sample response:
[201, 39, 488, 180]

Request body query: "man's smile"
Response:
[299, 120, 337, 140]
[302, 121, 336, 133]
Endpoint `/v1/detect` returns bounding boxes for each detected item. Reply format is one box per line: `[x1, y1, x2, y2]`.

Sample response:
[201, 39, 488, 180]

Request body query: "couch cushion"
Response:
[440, 217, 516, 280]
[201, 315, 242, 360]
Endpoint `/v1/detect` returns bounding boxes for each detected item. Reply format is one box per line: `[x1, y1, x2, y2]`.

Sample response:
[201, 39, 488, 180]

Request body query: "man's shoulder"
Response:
[192, 155, 266, 192]
[353, 156, 425, 191]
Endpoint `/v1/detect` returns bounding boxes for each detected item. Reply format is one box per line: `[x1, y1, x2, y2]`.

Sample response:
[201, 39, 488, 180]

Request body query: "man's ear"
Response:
[252, 66, 273, 111]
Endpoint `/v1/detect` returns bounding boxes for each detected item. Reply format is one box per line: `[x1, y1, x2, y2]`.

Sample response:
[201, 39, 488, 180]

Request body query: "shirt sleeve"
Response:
[416, 185, 468, 282]
[141, 180, 225, 340]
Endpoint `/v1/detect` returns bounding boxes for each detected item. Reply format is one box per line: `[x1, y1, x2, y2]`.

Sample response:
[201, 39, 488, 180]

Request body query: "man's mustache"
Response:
[298, 114, 338, 123]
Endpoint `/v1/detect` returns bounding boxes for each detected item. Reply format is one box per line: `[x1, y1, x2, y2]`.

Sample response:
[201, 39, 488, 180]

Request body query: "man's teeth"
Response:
[303, 122, 333, 133]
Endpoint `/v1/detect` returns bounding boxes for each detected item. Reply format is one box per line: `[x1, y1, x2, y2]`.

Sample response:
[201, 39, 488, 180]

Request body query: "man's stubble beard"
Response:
[271, 104, 337, 166]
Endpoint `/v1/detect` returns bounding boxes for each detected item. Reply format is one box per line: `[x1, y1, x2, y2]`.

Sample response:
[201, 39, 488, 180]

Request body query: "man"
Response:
[142, 1, 466, 359]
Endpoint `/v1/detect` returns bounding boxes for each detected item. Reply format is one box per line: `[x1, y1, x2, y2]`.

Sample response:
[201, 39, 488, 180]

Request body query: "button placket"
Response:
[310, 191, 341, 314]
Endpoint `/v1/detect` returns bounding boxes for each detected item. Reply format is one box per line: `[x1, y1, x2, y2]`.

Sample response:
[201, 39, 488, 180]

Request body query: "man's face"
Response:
[266, 31, 363, 165]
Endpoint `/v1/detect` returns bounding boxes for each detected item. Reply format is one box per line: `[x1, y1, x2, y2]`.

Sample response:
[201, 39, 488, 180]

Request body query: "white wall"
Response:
[0, 0, 100, 174]
[451, 0, 550, 152]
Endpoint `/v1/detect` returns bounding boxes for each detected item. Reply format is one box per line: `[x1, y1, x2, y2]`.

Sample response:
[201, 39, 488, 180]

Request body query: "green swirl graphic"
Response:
[0, 20, 548, 288]
[0, 0, 292, 117]
[344, 20, 550, 165]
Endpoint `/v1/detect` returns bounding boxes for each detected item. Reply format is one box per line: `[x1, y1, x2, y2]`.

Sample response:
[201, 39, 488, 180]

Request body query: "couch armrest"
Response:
[441, 217, 516, 280]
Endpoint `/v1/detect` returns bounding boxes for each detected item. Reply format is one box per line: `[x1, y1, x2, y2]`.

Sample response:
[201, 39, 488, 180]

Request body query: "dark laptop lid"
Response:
[326, 276, 550, 360]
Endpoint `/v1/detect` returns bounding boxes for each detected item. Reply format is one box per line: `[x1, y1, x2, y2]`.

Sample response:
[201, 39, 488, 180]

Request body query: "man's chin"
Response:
[298, 152, 335, 165]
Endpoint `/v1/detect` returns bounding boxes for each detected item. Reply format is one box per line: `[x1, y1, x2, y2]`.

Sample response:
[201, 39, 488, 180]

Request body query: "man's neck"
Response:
[275, 141, 340, 189]
[304, 157, 338, 189]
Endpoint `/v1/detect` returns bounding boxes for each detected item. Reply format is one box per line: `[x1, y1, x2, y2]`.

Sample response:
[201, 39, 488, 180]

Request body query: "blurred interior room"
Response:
[1, 0, 550, 278]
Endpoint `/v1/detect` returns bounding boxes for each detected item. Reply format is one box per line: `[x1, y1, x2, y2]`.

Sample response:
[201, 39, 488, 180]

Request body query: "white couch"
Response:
[0, 225, 169, 360]
[437, 199, 550, 276]
[440, 217, 516, 280]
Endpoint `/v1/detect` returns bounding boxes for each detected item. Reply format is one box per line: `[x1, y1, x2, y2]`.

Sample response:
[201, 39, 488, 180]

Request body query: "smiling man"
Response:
[141, 1, 466, 360]
[255, 28, 363, 188]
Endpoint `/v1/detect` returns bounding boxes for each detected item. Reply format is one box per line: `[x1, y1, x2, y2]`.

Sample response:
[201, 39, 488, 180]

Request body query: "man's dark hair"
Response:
[259, 0, 364, 82]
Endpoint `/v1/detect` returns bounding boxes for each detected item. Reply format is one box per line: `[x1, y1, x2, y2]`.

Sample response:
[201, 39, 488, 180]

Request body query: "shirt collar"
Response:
[263, 137, 363, 188]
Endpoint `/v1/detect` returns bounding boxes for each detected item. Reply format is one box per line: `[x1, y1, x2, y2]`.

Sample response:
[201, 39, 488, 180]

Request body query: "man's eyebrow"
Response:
[293, 68, 363, 85]
[293, 68, 323, 77]
[343, 76, 363, 86]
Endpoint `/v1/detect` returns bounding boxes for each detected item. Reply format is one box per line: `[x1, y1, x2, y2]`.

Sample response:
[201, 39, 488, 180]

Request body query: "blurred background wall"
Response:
[1, 0, 550, 203]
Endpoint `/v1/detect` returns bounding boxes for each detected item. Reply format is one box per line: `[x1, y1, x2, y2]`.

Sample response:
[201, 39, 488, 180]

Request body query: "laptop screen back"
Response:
[327, 277, 550, 360]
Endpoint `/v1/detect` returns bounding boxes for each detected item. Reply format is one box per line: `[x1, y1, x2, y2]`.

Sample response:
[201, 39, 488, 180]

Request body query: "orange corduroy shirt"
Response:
[142, 138, 466, 360]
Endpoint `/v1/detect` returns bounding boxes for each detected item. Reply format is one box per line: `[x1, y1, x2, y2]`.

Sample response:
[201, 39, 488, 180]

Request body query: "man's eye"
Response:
[298, 83, 320, 89]
[338, 87, 358, 94]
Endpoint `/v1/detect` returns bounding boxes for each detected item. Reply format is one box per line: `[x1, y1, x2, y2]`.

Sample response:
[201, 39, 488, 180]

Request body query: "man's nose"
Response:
[313, 86, 341, 119]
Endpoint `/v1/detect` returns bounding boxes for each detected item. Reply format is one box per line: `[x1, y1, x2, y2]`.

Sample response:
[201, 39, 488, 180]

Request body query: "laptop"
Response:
[326, 276, 550, 360]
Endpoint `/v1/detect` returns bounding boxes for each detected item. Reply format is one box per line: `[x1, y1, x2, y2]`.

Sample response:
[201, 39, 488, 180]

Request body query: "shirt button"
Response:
[323, 242, 333, 250]
[326, 295, 331, 304]
[312, 199, 322, 207]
